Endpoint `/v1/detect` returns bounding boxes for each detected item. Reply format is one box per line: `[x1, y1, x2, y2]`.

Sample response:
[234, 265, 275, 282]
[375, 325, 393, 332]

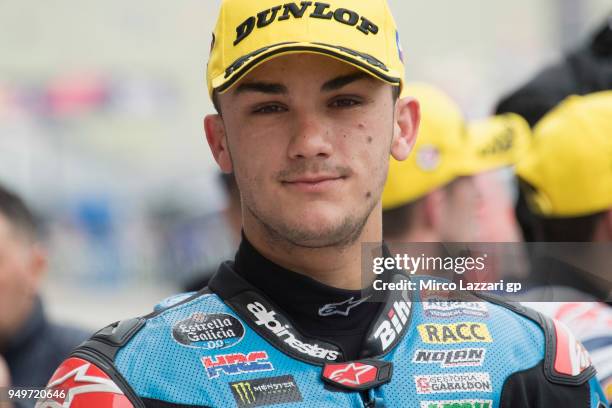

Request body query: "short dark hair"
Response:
[518, 179, 605, 242]
[212, 85, 402, 115]
[0, 184, 39, 241]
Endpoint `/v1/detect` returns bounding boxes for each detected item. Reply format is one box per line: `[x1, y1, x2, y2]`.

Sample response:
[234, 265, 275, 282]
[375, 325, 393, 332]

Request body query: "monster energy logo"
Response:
[232, 382, 256, 405]
[229, 375, 302, 407]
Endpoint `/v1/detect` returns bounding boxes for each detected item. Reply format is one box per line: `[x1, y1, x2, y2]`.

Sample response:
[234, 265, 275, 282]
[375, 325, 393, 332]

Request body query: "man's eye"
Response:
[330, 98, 361, 108]
[252, 104, 287, 114]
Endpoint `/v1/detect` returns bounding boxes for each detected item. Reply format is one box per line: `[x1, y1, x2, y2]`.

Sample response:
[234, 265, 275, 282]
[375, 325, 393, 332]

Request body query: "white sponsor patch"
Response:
[373, 300, 412, 351]
[423, 298, 488, 318]
[414, 372, 492, 394]
[412, 348, 486, 368]
[420, 399, 493, 408]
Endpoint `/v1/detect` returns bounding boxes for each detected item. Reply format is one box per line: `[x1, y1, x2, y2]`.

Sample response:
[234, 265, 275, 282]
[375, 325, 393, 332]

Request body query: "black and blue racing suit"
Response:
[37, 239, 609, 407]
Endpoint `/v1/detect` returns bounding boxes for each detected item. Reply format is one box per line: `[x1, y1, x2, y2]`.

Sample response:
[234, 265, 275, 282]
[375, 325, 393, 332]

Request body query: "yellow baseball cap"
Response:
[207, 0, 405, 97]
[382, 83, 531, 211]
[516, 91, 612, 217]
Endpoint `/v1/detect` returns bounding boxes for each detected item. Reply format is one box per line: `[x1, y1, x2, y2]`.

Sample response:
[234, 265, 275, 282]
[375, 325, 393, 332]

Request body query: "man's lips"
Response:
[281, 175, 346, 192]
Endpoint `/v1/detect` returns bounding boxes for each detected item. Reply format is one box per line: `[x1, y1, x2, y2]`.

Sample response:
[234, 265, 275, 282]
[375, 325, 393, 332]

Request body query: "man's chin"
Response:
[270, 214, 366, 249]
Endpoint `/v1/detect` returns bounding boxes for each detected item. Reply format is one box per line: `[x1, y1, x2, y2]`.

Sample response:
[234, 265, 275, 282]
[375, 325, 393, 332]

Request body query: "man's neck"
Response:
[242, 209, 382, 290]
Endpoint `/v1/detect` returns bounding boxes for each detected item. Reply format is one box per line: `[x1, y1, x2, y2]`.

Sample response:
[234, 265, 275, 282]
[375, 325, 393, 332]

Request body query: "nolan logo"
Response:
[373, 301, 412, 351]
[234, 2, 379, 46]
[412, 348, 486, 368]
[318, 296, 370, 317]
[247, 301, 340, 361]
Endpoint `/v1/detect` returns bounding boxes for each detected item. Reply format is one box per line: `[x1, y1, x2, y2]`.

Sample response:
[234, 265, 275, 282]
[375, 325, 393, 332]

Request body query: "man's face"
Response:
[212, 54, 400, 248]
[0, 215, 41, 341]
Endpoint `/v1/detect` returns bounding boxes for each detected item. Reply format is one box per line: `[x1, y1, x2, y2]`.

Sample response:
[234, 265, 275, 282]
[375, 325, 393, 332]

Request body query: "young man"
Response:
[38, 1, 608, 407]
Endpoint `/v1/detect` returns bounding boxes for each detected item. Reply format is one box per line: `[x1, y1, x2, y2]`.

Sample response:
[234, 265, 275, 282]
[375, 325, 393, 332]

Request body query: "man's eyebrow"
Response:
[321, 72, 372, 92]
[233, 82, 288, 95]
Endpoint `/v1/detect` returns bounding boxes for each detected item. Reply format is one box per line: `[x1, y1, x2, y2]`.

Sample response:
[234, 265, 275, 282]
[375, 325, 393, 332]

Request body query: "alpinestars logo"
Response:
[247, 301, 340, 361]
[318, 296, 371, 317]
[373, 301, 411, 351]
[326, 363, 377, 386]
[35, 359, 127, 408]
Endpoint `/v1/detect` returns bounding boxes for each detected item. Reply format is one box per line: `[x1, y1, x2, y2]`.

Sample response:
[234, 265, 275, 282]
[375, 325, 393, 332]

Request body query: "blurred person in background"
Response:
[184, 172, 241, 292]
[0, 184, 89, 392]
[382, 85, 612, 402]
[516, 91, 612, 401]
[494, 20, 612, 400]
[516, 91, 612, 297]
[382, 83, 530, 244]
[496, 14, 612, 242]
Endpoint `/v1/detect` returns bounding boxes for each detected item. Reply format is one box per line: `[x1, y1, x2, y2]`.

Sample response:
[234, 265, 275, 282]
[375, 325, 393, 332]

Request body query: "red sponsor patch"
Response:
[322, 360, 392, 391]
[35, 357, 133, 408]
[552, 319, 591, 377]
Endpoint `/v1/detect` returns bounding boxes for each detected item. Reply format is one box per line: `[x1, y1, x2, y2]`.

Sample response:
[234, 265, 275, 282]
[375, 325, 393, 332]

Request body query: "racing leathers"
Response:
[37, 239, 609, 408]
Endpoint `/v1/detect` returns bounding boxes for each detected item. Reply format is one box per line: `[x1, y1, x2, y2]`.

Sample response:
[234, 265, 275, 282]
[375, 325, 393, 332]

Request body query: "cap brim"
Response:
[459, 113, 531, 176]
[211, 41, 402, 95]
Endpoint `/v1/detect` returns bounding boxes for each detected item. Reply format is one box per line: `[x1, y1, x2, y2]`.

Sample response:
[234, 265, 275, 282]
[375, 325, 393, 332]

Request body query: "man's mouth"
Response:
[282, 175, 346, 192]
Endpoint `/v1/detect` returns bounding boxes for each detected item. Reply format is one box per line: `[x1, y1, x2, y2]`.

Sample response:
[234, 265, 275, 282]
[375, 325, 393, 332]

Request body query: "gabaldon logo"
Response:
[247, 301, 340, 361]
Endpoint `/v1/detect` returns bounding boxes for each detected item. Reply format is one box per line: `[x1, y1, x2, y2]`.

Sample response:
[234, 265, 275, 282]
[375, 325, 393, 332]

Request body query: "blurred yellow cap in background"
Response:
[383, 83, 530, 210]
[516, 91, 612, 217]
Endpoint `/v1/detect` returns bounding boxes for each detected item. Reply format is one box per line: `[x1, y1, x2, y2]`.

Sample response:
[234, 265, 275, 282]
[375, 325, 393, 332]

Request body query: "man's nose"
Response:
[287, 112, 333, 160]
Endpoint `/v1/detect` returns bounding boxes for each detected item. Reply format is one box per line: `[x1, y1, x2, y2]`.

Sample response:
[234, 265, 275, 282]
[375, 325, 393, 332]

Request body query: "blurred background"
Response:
[1, 0, 610, 331]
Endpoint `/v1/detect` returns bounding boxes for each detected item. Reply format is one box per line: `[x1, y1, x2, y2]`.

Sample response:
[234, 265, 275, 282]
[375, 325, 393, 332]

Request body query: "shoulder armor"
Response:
[75, 288, 212, 362]
[474, 292, 596, 386]
[37, 357, 137, 408]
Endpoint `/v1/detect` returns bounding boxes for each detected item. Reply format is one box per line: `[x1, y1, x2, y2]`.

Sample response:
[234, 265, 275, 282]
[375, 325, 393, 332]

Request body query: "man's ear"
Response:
[391, 97, 420, 161]
[204, 114, 233, 173]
